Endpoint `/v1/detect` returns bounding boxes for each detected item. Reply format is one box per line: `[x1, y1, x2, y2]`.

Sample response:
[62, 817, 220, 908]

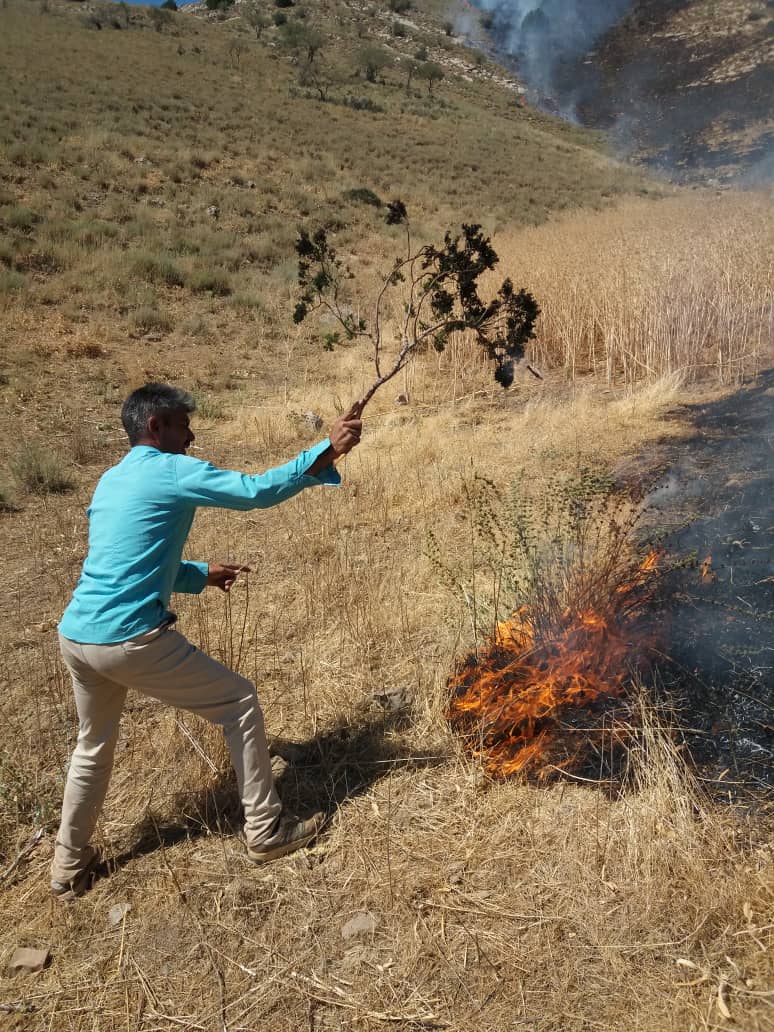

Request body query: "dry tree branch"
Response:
[293, 201, 541, 412]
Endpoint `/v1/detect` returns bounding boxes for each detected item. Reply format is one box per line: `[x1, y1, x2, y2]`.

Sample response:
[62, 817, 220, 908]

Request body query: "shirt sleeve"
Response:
[172, 439, 341, 511]
[174, 561, 209, 594]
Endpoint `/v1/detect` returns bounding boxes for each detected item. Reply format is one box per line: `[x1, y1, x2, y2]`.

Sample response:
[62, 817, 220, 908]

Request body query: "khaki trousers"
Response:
[53, 626, 282, 882]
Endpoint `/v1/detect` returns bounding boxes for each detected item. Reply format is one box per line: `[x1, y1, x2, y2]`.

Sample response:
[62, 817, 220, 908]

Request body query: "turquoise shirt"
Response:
[59, 440, 340, 644]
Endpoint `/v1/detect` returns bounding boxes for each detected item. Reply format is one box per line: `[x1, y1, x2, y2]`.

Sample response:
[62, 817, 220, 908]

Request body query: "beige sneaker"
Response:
[50, 849, 101, 901]
[247, 812, 324, 864]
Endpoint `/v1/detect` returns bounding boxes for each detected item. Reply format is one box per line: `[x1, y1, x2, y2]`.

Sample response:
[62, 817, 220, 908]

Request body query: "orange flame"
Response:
[447, 551, 662, 780]
[699, 554, 715, 583]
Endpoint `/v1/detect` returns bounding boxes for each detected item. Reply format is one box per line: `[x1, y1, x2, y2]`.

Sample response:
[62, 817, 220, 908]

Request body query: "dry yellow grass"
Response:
[1, 347, 772, 1028]
[0, 12, 772, 1020]
[493, 192, 774, 385]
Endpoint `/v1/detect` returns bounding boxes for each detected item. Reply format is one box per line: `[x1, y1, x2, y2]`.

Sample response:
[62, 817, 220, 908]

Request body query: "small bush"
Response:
[12, 443, 75, 494]
[342, 186, 383, 207]
[229, 293, 264, 312]
[0, 269, 25, 294]
[3, 205, 40, 232]
[272, 10, 287, 25]
[129, 305, 174, 334]
[343, 95, 385, 113]
[189, 268, 232, 295]
[180, 314, 211, 338]
[194, 394, 225, 420]
[0, 484, 16, 512]
[129, 251, 185, 287]
[274, 0, 294, 7]
[7, 142, 50, 167]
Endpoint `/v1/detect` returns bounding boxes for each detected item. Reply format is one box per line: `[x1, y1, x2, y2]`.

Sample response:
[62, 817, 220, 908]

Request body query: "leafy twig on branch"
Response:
[293, 202, 540, 410]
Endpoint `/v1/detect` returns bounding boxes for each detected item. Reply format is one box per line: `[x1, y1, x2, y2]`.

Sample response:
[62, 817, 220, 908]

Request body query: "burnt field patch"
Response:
[649, 369, 773, 794]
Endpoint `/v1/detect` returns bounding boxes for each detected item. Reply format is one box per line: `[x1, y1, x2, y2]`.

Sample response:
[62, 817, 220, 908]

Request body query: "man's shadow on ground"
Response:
[111, 704, 443, 871]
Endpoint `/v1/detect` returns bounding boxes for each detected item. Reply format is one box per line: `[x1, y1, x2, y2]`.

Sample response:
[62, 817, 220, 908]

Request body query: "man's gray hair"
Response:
[121, 383, 196, 445]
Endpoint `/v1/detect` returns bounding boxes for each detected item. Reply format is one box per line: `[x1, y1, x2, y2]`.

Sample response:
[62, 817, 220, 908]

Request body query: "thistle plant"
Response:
[429, 468, 661, 646]
[293, 201, 540, 410]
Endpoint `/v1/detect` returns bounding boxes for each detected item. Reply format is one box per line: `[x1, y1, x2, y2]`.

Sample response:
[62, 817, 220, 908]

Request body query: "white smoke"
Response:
[471, 0, 633, 102]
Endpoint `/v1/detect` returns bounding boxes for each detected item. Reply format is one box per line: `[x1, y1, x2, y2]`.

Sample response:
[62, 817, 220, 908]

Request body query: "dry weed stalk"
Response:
[293, 202, 540, 409]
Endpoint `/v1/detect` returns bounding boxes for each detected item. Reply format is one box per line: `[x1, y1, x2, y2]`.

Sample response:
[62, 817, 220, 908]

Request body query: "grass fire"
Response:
[447, 549, 661, 780]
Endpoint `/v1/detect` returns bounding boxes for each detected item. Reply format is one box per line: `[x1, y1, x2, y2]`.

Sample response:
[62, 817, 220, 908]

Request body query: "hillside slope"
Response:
[558, 0, 774, 179]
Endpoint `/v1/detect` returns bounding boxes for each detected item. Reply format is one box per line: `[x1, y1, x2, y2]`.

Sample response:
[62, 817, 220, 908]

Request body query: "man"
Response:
[52, 383, 363, 899]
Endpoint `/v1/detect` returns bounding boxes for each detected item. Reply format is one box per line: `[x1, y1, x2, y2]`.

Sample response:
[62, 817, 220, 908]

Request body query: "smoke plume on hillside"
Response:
[471, 0, 633, 105]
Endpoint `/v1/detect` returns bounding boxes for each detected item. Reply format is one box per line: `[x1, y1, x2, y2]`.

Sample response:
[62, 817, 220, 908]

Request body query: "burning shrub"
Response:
[436, 469, 662, 780]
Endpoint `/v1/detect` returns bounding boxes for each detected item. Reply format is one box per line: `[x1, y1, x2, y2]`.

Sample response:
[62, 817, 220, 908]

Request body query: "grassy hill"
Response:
[0, 0, 658, 430]
[0, 2, 772, 1030]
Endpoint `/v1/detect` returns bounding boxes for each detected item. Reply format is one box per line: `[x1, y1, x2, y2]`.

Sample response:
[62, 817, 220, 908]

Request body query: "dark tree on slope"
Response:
[356, 44, 392, 83]
[293, 202, 540, 410]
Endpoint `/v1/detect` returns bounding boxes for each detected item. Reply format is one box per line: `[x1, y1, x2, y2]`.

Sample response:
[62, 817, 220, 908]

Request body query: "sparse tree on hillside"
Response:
[161, 0, 178, 10]
[280, 21, 325, 64]
[228, 37, 245, 67]
[243, 1, 270, 38]
[416, 60, 444, 95]
[298, 60, 336, 101]
[292, 201, 540, 408]
[402, 57, 419, 94]
[356, 43, 392, 84]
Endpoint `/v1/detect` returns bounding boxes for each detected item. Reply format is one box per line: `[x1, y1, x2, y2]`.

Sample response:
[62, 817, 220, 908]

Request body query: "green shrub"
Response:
[129, 251, 185, 287]
[342, 186, 383, 207]
[3, 205, 40, 232]
[11, 443, 75, 494]
[342, 95, 384, 113]
[7, 142, 50, 167]
[272, 10, 287, 25]
[0, 269, 25, 294]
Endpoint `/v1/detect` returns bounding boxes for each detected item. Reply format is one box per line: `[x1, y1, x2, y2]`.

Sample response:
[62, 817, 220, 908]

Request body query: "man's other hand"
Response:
[207, 563, 250, 592]
[329, 401, 363, 457]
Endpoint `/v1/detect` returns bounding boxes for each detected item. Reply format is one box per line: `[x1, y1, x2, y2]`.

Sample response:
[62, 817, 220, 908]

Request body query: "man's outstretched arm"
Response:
[173, 405, 364, 511]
